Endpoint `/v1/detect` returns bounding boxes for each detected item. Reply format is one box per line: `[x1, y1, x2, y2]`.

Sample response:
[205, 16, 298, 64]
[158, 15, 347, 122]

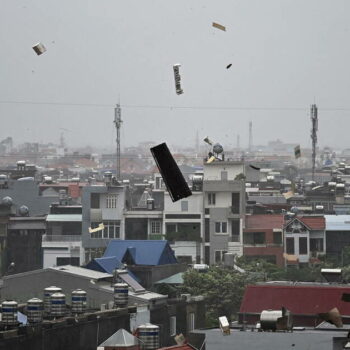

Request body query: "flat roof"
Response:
[194, 328, 348, 350]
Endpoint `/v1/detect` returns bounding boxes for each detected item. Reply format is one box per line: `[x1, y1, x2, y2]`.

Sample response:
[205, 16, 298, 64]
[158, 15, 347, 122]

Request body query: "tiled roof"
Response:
[240, 284, 350, 315]
[245, 214, 284, 230]
[298, 216, 325, 230]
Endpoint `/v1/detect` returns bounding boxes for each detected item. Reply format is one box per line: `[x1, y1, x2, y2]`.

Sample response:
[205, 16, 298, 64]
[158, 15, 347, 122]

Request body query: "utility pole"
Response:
[311, 104, 318, 181]
[248, 121, 253, 152]
[114, 104, 122, 180]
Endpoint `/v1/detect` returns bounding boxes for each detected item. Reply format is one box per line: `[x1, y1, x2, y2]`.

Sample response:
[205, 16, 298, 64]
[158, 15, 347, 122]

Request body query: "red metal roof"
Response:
[240, 284, 350, 315]
[245, 214, 284, 230]
[158, 345, 192, 350]
[298, 216, 325, 230]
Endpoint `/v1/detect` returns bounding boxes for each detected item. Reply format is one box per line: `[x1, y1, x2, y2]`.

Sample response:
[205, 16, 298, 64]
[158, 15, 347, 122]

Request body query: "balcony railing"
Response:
[42, 235, 82, 242]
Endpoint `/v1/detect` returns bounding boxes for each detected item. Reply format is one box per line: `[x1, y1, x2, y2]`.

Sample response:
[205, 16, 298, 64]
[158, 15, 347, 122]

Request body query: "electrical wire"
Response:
[1, 99, 350, 112]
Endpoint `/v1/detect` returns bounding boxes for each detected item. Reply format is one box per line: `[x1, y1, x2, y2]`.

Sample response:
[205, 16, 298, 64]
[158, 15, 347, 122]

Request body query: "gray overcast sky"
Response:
[1, 0, 350, 150]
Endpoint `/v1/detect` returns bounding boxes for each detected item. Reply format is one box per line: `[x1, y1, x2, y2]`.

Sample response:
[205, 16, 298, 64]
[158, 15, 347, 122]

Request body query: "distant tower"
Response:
[248, 121, 253, 152]
[59, 132, 65, 148]
[310, 104, 318, 181]
[114, 104, 122, 180]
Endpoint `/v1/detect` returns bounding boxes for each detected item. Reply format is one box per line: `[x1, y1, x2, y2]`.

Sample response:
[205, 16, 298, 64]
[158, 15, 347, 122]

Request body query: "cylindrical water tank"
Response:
[260, 310, 283, 330]
[27, 298, 43, 323]
[50, 292, 66, 317]
[138, 324, 160, 350]
[44, 286, 62, 314]
[1, 300, 18, 326]
[114, 283, 128, 308]
[71, 289, 87, 314]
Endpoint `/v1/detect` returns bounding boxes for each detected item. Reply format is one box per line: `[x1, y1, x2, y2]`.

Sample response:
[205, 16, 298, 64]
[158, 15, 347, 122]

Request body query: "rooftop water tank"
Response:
[114, 283, 129, 308]
[1, 196, 13, 207]
[44, 286, 62, 314]
[137, 323, 159, 350]
[260, 310, 282, 330]
[71, 289, 87, 314]
[1, 300, 18, 326]
[27, 298, 43, 324]
[50, 292, 66, 317]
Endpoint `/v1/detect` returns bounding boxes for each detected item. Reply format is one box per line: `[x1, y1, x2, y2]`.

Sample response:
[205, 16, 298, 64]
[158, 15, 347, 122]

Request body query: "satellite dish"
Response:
[213, 143, 223, 154]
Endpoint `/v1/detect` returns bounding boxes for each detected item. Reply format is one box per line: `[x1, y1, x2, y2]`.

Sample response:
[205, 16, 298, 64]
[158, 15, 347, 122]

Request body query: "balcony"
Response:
[165, 231, 201, 243]
[42, 235, 82, 242]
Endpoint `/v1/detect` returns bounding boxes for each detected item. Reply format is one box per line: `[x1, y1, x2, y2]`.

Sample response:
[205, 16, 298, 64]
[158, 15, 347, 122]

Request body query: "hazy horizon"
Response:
[1, 0, 350, 149]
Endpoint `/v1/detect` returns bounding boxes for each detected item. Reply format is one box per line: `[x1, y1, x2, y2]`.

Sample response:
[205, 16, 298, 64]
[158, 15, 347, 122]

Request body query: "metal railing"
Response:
[42, 235, 82, 242]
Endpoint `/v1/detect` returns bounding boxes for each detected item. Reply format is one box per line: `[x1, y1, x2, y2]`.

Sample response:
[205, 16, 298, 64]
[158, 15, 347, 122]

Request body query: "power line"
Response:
[1, 99, 350, 112]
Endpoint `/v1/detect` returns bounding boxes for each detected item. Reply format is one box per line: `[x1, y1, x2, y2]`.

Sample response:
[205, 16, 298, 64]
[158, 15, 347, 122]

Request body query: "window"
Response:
[208, 193, 216, 205]
[231, 193, 240, 214]
[91, 221, 120, 239]
[273, 231, 282, 245]
[56, 257, 80, 266]
[243, 232, 265, 245]
[151, 221, 162, 234]
[310, 238, 323, 252]
[286, 237, 295, 254]
[215, 222, 227, 234]
[104, 221, 120, 239]
[215, 250, 227, 264]
[299, 237, 308, 255]
[231, 219, 240, 242]
[188, 313, 195, 332]
[91, 193, 100, 209]
[170, 316, 176, 336]
[181, 201, 188, 212]
[106, 194, 118, 208]
[205, 218, 210, 242]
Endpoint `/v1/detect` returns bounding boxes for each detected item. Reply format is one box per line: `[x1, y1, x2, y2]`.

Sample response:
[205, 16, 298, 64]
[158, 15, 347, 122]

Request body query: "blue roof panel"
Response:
[103, 240, 178, 266]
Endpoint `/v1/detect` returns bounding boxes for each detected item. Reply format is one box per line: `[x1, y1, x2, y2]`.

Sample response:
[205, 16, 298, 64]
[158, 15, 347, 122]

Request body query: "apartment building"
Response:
[203, 160, 246, 264]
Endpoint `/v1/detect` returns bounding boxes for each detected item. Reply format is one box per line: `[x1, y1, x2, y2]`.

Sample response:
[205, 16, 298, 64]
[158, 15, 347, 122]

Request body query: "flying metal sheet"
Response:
[32, 42, 46, 55]
[212, 22, 226, 31]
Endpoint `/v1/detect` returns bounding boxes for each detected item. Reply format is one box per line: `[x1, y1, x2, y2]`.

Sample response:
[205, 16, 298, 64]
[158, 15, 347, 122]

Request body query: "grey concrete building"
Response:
[82, 181, 126, 264]
[203, 161, 246, 264]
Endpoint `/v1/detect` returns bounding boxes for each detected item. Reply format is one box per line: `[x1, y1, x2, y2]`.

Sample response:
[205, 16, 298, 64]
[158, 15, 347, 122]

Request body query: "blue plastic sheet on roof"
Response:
[18, 311, 27, 325]
[103, 240, 178, 266]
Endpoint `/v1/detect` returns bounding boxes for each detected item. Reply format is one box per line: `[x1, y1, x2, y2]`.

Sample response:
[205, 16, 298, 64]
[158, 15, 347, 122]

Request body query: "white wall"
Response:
[43, 241, 83, 268]
[170, 241, 198, 263]
[203, 163, 244, 181]
[164, 192, 203, 213]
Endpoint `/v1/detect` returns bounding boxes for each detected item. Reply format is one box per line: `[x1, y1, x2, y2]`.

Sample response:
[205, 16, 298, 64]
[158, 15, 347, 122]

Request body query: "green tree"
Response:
[181, 267, 254, 326]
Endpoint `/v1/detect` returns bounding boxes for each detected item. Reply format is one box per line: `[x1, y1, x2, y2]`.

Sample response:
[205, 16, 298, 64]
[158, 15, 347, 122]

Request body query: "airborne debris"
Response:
[249, 164, 260, 170]
[32, 42, 46, 55]
[226, 63, 232, 69]
[212, 22, 226, 31]
[88, 223, 104, 234]
[173, 64, 183, 95]
[150, 142, 192, 202]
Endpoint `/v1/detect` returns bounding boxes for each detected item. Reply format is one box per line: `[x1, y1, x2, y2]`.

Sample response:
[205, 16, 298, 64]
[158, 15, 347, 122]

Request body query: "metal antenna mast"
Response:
[248, 121, 252, 152]
[114, 104, 122, 180]
[310, 104, 318, 181]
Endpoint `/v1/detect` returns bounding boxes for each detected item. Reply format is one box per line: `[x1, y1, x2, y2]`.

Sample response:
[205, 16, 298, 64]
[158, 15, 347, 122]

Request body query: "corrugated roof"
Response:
[99, 328, 139, 347]
[103, 240, 178, 266]
[240, 284, 350, 315]
[86, 256, 123, 274]
[46, 214, 82, 222]
[50, 265, 112, 280]
[325, 215, 350, 231]
[245, 214, 284, 230]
